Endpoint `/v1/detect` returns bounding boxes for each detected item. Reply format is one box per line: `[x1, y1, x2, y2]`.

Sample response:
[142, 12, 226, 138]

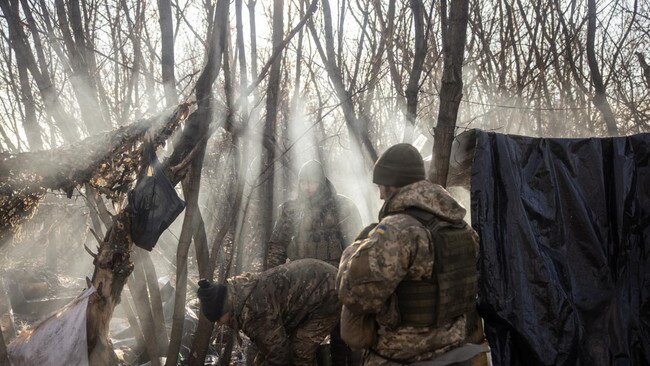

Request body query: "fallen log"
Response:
[0, 104, 191, 247]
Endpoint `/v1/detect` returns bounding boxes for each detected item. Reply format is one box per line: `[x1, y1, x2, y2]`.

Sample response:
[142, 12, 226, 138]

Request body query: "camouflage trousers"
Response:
[253, 314, 338, 366]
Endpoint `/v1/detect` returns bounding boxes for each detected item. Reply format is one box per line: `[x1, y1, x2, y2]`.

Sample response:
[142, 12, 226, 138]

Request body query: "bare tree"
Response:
[429, 0, 469, 186]
[403, 0, 427, 142]
[260, 0, 284, 250]
[0, 0, 79, 142]
[307, 0, 378, 162]
[159, 0, 178, 106]
[165, 0, 229, 364]
[586, 0, 618, 135]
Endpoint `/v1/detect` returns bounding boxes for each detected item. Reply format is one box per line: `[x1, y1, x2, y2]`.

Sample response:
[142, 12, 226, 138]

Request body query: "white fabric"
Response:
[8, 286, 95, 366]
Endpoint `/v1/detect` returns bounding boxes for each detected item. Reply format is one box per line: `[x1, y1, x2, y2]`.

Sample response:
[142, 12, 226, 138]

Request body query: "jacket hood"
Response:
[381, 180, 466, 223]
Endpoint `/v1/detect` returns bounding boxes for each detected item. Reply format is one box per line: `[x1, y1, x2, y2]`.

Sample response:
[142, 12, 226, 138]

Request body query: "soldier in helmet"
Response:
[337, 143, 480, 365]
[197, 259, 340, 366]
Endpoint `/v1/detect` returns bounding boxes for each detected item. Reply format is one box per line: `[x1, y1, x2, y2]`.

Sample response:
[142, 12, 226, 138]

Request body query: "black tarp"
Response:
[470, 131, 650, 366]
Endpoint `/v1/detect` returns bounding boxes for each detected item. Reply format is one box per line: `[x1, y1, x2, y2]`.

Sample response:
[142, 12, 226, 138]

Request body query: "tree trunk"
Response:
[165, 1, 229, 365]
[84, 105, 190, 366]
[0, 324, 8, 366]
[120, 295, 147, 361]
[636, 53, 650, 89]
[127, 257, 161, 366]
[586, 0, 618, 135]
[260, 0, 283, 256]
[403, 0, 426, 142]
[138, 248, 169, 355]
[248, 0, 258, 79]
[188, 10, 243, 363]
[236, 0, 249, 114]
[158, 0, 178, 106]
[429, 0, 469, 187]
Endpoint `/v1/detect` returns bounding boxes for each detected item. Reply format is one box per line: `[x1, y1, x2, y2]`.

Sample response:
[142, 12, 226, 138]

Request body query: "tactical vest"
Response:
[394, 208, 478, 328]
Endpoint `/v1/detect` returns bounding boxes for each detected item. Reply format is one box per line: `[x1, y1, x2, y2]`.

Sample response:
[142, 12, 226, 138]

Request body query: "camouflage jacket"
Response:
[226, 259, 340, 365]
[337, 180, 476, 364]
[266, 180, 361, 268]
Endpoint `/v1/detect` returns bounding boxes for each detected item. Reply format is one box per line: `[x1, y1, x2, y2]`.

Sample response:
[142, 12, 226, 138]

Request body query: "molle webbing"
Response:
[395, 208, 478, 327]
[395, 281, 438, 326]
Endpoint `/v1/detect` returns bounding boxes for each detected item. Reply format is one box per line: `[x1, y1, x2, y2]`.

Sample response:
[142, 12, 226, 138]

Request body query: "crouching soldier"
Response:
[197, 258, 340, 366]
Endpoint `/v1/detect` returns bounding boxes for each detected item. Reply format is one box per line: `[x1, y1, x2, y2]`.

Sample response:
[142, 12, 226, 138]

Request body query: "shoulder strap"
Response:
[402, 207, 437, 226]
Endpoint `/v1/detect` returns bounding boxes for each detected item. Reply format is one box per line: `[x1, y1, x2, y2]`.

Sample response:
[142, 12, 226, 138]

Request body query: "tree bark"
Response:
[260, 0, 283, 256]
[403, 0, 426, 142]
[586, 0, 618, 135]
[127, 254, 161, 366]
[83, 105, 190, 366]
[189, 38, 244, 365]
[120, 295, 147, 361]
[429, 0, 469, 187]
[0, 323, 8, 366]
[248, 1, 259, 79]
[158, 0, 178, 106]
[165, 1, 229, 365]
[637, 52, 650, 89]
[137, 247, 169, 355]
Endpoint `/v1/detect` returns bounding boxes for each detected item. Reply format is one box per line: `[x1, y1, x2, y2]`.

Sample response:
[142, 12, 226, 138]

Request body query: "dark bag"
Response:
[128, 145, 185, 251]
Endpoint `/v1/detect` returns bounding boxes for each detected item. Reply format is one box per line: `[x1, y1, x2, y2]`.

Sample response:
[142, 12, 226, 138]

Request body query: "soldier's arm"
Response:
[265, 202, 293, 269]
[338, 220, 416, 315]
[336, 240, 362, 291]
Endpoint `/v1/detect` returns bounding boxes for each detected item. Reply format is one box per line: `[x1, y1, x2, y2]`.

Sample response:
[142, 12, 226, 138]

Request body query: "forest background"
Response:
[0, 0, 648, 364]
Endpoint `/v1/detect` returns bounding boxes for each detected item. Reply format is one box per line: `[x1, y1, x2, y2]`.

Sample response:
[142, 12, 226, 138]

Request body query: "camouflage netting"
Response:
[0, 104, 191, 246]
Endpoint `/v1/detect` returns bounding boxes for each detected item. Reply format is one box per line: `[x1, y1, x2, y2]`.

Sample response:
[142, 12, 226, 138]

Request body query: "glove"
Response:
[196, 279, 227, 322]
[355, 223, 378, 241]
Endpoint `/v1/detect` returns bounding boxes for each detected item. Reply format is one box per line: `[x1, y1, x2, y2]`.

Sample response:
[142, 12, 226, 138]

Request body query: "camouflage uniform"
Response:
[338, 180, 475, 366]
[226, 259, 340, 366]
[266, 180, 362, 268]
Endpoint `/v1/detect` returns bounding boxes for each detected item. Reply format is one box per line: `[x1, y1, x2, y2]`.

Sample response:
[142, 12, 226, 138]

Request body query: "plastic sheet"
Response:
[471, 131, 650, 366]
[8, 286, 96, 366]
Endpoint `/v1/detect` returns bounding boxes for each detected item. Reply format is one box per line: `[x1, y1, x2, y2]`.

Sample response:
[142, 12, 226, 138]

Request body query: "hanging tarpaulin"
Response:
[471, 131, 650, 366]
[7, 286, 96, 366]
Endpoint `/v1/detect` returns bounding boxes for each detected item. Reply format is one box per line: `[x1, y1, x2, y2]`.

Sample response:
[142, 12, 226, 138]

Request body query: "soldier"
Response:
[197, 259, 340, 366]
[265, 160, 362, 269]
[337, 143, 480, 366]
[266, 160, 361, 365]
